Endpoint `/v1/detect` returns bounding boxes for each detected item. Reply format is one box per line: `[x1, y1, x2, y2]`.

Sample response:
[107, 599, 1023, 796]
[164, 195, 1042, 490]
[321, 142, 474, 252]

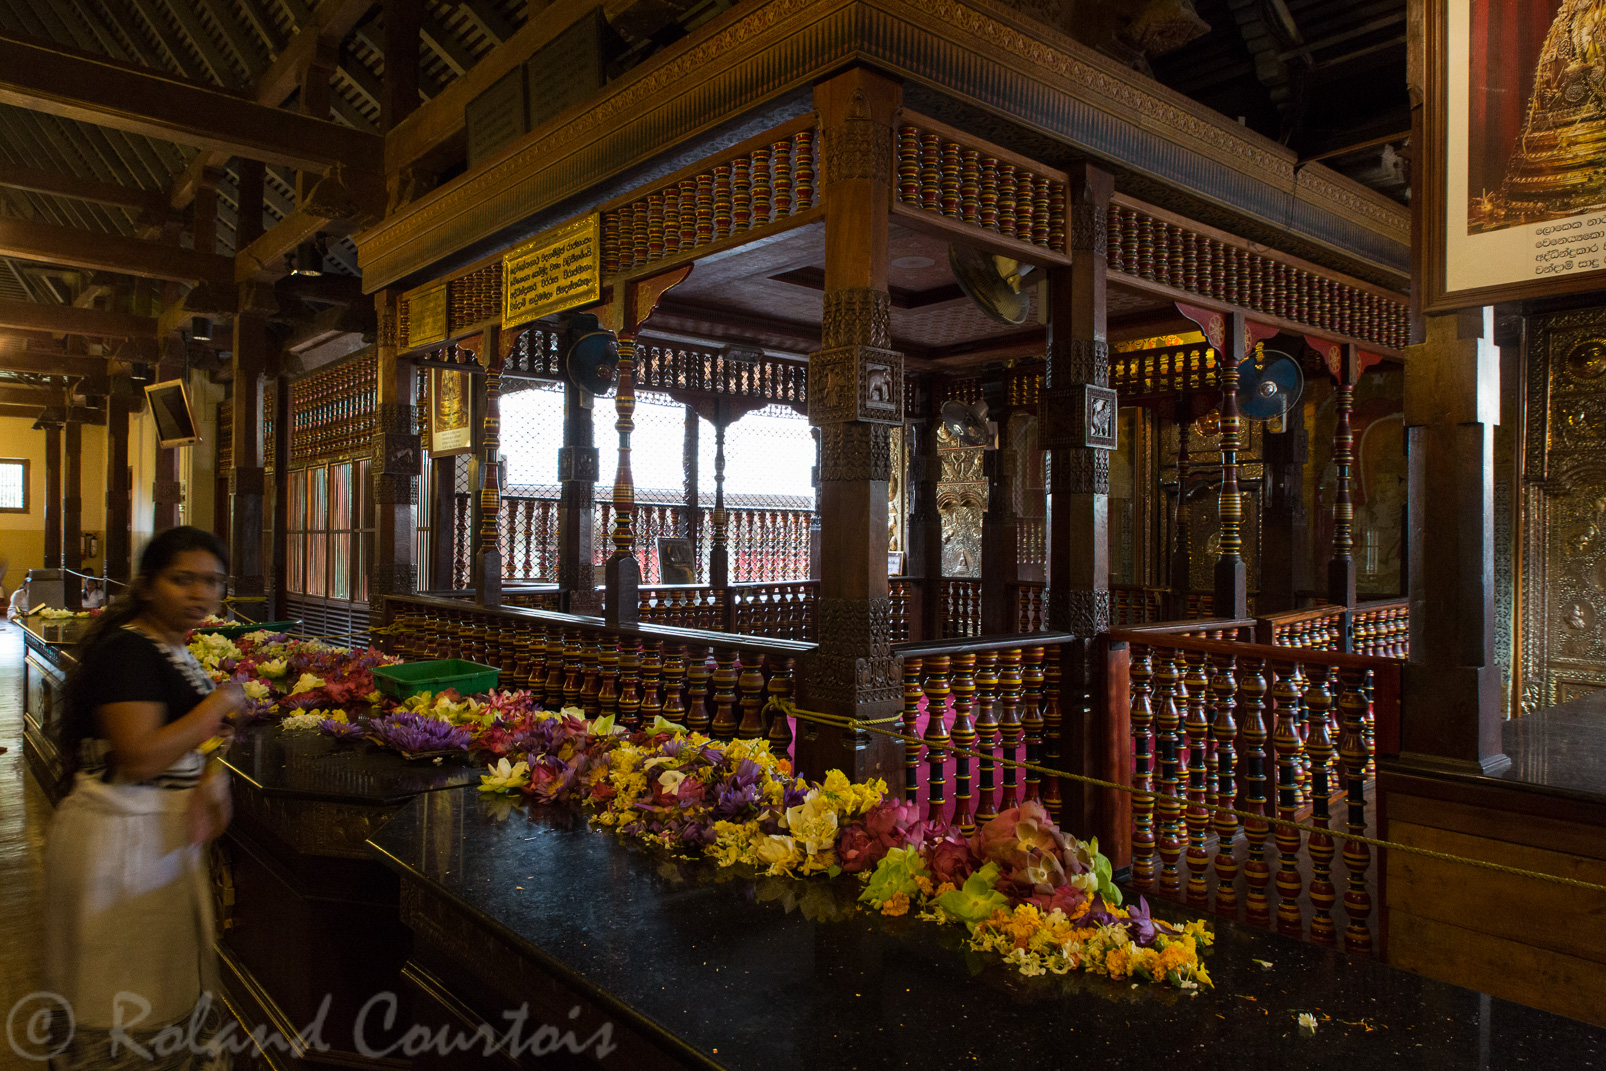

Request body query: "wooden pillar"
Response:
[682, 404, 700, 561]
[800, 67, 904, 783]
[1042, 162, 1116, 637]
[905, 375, 942, 642]
[473, 328, 503, 607]
[105, 393, 132, 584]
[979, 367, 1017, 634]
[229, 284, 271, 605]
[1167, 390, 1192, 618]
[430, 457, 454, 592]
[1328, 344, 1359, 608]
[1213, 310, 1249, 620]
[1042, 162, 1118, 837]
[1260, 395, 1309, 614]
[192, 171, 220, 256]
[556, 379, 600, 615]
[604, 333, 640, 626]
[371, 291, 421, 612]
[43, 421, 62, 569]
[381, 0, 422, 131]
[1400, 309, 1507, 774]
[235, 160, 265, 248]
[63, 419, 81, 609]
[271, 375, 290, 620]
[709, 408, 729, 590]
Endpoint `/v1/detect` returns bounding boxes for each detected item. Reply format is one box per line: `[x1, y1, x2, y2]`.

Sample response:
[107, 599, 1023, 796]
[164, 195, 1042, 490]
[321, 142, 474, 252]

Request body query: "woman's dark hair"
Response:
[58, 525, 229, 788]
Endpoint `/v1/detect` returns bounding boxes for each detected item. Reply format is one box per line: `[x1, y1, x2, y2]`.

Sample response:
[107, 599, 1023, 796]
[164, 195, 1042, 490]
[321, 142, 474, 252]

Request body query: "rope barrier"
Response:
[764, 696, 1606, 897]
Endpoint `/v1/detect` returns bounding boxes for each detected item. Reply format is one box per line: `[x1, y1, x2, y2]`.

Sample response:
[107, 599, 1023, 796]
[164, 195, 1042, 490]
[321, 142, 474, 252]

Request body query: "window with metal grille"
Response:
[0, 458, 27, 512]
[285, 458, 374, 600]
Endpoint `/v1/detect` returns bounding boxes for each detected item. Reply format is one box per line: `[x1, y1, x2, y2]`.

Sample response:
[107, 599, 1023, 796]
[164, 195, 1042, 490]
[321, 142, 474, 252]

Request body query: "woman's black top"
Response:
[70, 625, 214, 788]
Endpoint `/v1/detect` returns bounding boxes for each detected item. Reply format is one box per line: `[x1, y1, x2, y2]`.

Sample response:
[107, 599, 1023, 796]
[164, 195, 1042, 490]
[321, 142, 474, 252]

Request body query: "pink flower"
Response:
[836, 824, 885, 873]
[864, 798, 925, 853]
[927, 830, 980, 887]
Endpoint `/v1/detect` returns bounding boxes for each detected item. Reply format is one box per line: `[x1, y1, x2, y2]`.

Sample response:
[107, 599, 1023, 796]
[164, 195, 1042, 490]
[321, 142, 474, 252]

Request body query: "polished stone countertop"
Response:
[222, 723, 482, 805]
[368, 787, 1606, 1071]
[1502, 691, 1606, 802]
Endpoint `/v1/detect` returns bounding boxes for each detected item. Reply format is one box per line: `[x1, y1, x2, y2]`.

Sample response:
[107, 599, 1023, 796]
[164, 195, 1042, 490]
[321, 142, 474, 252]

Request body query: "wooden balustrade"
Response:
[939, 579, 982, 638]
[1256, 598, 1409, 658]
[727, 581, 817, 641]
[1108, 628, 1399, 955]
[637, 584, 726, 630]
[379, 594, 811, 755]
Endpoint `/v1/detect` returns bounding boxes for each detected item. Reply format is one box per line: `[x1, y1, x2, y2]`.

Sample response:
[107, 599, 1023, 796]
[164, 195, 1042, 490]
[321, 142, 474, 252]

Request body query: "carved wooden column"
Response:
[605, 332, 640, 626]
[801, 68, 904, 783]
[556, 360, 601, 615]
[682, 404, 700, 563]
[1328, 344, 1359, 609]
[228, 283, 273, 605]
[709, 406, 730, 590]
[63, 418, 81, 609]
[1214, 310, 1249, 620]
[1042, 162, 1118, 837]
[371, 290, 421, 612]
[43, 420, 62, 568]
[1042, 163, 1116, 637]
[905, 374, 943, 642]
[1399, 309, 1507, 774]
[979, 366, 1018, 634]
[473, 327, 503, 607]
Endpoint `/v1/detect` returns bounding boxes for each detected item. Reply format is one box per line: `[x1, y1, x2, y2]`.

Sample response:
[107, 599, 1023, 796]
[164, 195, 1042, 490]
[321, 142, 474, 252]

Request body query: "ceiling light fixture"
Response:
[292, 238, 324, 277]
[191, 316, 212, 342]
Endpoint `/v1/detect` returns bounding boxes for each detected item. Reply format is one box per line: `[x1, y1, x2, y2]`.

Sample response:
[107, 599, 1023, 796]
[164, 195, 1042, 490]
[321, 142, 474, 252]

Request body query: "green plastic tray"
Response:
[194, 620, 301, 639]
[372, 658, 501, 700]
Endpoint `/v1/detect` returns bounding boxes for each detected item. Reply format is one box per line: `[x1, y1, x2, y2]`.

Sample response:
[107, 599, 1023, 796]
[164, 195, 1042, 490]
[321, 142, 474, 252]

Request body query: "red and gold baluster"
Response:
[1031, 176, 1050, 247]
[1041, 645, 1064, 817]
[896, 126, 919, 204]
[1184, 648, 1212, 905]
[712, 164, 733, 239]
[765, 655, 795, 752]
[652, 641, 680, 728]
[916, 131, 941, 212]
[560, 629, 584, 708]
[647, 192, 665, 262]
[1210, 653, 1239, 914]
[950, 651, 978, 834]
[1047, 180, 1066, 252]
[1129, 646, 1156, 889]
[978, 155, 999, 231]
[736, 656, 765, 739]
[1304, 665, 1338, 945]
[579, 634, 603, 716]
[772, 138, 794, 217]
[685, 645, 711, 734]
[1151, 648, 1184, 894]
[922, 654, 952, 826]
[939, 139, 961, 218]
[902, 656, 925, 803]
[750, 146, 772, 227]
[1238, 656, 1272, 925]
[694, 172, 715, 247]
[711, 648, 740, 737]
[1272, 662, 1305, 936]
[596, 638, 620, 720]
[997, 647, 1024, 807]
[959, 148, 980, 225]
[1013, 171, 1035, 243]
[1020, 646, 1045, 801]
[974, 649, 1001, 824]
[663, 183, 682, 257]
[1338, 668, 1373, 953]
[731, 153, 752, 234]
[1107, 204, 1126, 272]
[631, 199, 649, 267]
[617, 636, 642, 727]
[792, 129, 815, 209]
[996, 163, 1017, 238]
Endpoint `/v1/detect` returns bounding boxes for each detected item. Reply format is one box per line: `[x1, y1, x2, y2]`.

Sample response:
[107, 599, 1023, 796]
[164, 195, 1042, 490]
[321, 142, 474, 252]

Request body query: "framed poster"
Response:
[1425, 0, 1606, 309]
[430, 367, 473, 457]
[144, 379, 200, 447]
[657, 537, 696, 584]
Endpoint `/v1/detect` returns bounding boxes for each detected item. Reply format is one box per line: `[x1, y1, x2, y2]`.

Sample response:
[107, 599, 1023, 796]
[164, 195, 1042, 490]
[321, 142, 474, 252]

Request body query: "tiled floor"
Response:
[0, 620, 55, 1069]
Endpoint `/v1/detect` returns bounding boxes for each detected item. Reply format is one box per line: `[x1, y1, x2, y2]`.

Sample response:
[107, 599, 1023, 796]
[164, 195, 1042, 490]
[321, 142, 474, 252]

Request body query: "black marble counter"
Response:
[1502, 691, 1606, 802]
[223, 724, 482, 805]
[369, 787, 1606, 1071]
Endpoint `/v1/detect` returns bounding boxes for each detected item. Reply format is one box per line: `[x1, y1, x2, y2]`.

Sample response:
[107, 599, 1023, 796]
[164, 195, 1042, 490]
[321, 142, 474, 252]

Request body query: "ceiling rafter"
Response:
[128, 0, 204, 80]
[161, 0, 243, 86]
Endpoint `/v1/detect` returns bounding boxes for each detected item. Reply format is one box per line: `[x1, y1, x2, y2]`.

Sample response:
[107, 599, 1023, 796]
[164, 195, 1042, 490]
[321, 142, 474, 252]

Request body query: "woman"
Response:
[44, 526, 245, 1070]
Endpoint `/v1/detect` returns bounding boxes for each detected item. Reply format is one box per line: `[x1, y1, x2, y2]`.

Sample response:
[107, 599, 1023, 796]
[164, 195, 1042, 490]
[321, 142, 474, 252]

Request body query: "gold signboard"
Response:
[407, 284, 449, 348]
[503, 215, 601, 328]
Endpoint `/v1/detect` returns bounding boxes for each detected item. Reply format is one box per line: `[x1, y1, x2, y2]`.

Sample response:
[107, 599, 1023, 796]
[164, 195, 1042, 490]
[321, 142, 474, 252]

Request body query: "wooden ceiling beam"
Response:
[0, 402, 105, 424]
[0, 34, 383, 173]
[0, 161, 166, 214]
[0, 349, 108, 379]
[0, 297, 158, 339]
[0, 216, 233, 284]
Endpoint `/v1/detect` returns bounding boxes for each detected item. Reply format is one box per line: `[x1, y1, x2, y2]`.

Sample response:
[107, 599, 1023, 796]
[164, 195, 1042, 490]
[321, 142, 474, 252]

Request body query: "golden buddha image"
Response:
[435, 369, 468, 432]
[1471, 0, 1606, 232]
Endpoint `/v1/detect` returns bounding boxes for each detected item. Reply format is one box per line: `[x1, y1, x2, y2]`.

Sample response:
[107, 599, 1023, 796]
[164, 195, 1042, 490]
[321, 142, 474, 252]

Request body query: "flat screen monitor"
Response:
[144, 379, 200, 447]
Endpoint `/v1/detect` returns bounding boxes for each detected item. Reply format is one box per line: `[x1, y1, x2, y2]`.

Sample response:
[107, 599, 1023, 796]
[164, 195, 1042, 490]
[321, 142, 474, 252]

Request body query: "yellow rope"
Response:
[765, 697, 1606, 897]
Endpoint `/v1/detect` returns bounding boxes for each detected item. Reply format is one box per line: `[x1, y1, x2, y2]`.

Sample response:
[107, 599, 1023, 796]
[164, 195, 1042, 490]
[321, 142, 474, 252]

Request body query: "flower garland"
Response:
[185, 634, 1214, 988]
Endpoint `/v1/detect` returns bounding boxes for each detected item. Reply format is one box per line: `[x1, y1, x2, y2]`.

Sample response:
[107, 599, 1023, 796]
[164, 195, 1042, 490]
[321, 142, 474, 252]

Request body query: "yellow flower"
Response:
[880, 892, 910, 916]
[242, 680, 270, 701]
[256, 658, 288, 678]
[288, 672, 325, 695]
[784, 791, 840, 854]
[479, 758, 531, 794]
[754, 834, 802, 875]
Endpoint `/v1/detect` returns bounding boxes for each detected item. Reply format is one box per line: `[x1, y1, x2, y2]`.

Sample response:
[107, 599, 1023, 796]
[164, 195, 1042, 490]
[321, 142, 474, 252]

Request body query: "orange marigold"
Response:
[881, 892, 911, 917]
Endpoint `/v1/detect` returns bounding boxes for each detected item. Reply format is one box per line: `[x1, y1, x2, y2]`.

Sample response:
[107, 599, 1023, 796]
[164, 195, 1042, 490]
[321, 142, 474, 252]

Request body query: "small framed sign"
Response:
[430, 368, 474, 457]
[657, 537, 696, 585]
[145, 379, 200, 447]
[886, 551, 905, 577]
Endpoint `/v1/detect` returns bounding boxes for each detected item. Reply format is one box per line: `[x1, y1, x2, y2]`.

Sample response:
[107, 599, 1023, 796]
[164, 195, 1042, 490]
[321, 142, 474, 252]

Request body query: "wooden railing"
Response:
[1108, 629, 1399, 954]
[938, 579, 983, 638]
[1256, 597, 1409, 658]
[379, 594, 812, 752]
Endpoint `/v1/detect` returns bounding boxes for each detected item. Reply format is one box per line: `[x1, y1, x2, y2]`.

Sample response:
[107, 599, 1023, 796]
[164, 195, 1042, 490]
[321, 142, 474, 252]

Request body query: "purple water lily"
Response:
[318, 718, 369, 741]
[368, 712, 473, 753]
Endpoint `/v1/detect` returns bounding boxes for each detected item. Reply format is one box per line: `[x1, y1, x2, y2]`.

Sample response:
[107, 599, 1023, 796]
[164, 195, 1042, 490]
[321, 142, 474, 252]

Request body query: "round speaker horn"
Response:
[1236, 349, 1305, 421]
[565, 331, 619, 396]
[949, 244, 1038, 326]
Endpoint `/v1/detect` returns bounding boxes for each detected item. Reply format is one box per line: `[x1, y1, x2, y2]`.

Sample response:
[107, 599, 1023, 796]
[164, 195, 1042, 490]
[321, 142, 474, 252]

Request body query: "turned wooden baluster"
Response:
[710, 649, 740, 737]
[579, 635, 603, 716]
[1183, 647, 1212, 905]
[1152, 647, 1185, 895]
[737, 655, 766, 739]
[765, 655, 795, 753]
[656, 641, 683, 726]
[596, 638, 620, 719]
[1129, 646, 1157, 888]
[618, 637, 642, 728]
[974, 650, 1001, 824]
[1209, 652, 1239, 914]
[561, 630, 585, 709]
[998, 647, 1024, 807]
[922, 654, 953, 826]
[527, 627, 550, 702]
[950, 651, 978, 834]
[1238, 656, 1272, 926]
[1041, 645, 1065, 817]
[510, 631, 533, 691]
[1304, 665, 1338, 945]
[685, 645, 712, 734]
[902, 657, 925, 803]
[1020, 646, 1045, 801]
[1271, 661, 1305, 936]
[1337, 667, 1374, 953]
[634, 640, 663, 729]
